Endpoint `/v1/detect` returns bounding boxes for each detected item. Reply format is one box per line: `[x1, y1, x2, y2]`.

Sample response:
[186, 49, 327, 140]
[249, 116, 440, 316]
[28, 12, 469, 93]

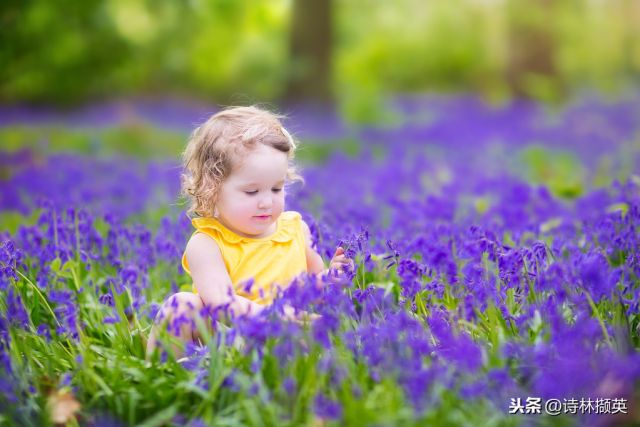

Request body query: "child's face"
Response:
[216, 144, 288, 238]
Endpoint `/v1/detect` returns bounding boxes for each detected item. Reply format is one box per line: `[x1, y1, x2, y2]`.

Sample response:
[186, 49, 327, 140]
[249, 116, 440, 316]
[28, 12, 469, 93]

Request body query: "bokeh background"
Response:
[3, 0, 640, 202]
[2, 0, 640, 116]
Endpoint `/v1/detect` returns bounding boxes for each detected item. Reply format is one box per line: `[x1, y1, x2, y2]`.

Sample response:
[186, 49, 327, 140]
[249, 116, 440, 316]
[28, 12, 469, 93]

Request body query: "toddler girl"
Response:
[146, 106, 352, 360]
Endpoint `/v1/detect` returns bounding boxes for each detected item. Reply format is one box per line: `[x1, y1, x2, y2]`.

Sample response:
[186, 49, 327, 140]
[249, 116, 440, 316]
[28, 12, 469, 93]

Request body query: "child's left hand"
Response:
[329, 247, 354, 274]
[283, 305, 321, 325]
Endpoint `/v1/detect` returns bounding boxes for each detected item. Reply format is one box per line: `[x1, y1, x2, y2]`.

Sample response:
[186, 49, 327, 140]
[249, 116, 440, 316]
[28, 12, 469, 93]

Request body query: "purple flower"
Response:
[578, 252, 613, 301]
[282, 377, 296, 395]
[313, 393, 342, 421]
[6, 289, 29, 329]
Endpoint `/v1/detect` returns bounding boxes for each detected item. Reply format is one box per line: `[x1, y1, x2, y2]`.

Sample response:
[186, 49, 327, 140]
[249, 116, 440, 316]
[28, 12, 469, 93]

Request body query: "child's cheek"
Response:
[242, 203, 256, 217]
[276, 195, 285, 213]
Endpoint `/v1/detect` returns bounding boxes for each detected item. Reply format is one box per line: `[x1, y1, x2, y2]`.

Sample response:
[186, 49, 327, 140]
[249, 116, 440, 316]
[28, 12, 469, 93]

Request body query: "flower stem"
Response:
[584, 290, 613, 348]
[15, 269, 61, 327]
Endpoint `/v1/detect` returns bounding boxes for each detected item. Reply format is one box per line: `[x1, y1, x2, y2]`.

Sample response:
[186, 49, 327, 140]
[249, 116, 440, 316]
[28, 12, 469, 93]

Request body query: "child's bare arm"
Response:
[185, 233, 266, 318]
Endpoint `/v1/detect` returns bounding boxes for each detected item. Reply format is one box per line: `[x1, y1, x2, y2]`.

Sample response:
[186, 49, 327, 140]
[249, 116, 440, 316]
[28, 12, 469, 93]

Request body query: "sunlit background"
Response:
[2, 0, 640, 156]
[2, 1, 640, 112]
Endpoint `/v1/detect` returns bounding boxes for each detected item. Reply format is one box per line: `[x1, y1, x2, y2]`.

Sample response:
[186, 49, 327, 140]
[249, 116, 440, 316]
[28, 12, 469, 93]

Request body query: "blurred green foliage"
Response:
[1, 0, 639, 116]
[518, 145, 586, 198]
[0, 125, 360, 164]
[1, 0, 289, 104]
[0, 125, 186, 158]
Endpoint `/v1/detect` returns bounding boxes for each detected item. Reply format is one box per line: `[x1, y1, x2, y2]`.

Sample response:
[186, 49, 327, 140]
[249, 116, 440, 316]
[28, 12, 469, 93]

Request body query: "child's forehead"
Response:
[228, 146, 287, 184]
[228, 170, 286, 187]
[234, 145, 286, 167]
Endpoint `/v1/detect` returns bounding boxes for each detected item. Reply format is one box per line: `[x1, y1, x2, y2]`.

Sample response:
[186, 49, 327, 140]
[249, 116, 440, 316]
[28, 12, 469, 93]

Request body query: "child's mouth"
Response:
[253, 215, 271, 221]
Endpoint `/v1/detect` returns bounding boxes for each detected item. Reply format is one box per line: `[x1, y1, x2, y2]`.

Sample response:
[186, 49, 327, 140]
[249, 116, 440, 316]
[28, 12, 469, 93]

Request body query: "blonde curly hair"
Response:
[181, 106, 304, 218]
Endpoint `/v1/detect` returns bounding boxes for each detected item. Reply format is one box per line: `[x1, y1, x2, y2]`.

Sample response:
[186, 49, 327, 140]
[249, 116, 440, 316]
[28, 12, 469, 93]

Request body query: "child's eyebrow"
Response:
[242, 179, 285, 187]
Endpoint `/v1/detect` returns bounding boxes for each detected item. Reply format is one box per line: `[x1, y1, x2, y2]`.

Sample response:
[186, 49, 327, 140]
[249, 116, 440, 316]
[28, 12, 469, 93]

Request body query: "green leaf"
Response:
[606, 202, 629, 217]
[137, 405, 178, 427]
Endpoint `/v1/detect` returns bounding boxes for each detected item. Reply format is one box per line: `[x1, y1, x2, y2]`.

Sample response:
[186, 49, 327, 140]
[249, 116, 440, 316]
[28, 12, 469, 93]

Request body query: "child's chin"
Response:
[251, 219, 277, 234]
[251, 215, 273, 223]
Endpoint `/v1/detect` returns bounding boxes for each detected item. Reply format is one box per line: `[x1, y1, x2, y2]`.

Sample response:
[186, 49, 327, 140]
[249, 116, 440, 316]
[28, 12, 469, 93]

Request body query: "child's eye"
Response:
[245, 191, 258, 195]
[272, 188, 282, 193]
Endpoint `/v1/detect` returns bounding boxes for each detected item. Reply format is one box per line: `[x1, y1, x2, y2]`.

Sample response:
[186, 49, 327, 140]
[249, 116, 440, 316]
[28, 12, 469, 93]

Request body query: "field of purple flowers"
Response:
[1, 94, 639, 426]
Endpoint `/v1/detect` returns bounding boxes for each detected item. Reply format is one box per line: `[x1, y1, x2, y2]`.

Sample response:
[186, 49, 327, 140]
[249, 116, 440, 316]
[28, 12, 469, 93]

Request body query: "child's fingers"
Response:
[334, 258, 353, 268]
[330, 257, 355, 273]
[330, 259, 348, 269]
[329, 261, 344, 270]
[304, 313, 322, 322]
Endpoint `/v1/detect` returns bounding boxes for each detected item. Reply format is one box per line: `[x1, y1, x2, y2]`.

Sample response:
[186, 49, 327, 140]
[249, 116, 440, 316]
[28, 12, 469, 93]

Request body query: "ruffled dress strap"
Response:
[191, 211, 301, 244]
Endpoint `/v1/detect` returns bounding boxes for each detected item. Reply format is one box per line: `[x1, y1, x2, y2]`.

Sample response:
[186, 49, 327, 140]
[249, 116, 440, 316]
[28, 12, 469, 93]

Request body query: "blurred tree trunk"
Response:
[625, 0, 640, 79]
[284, 0, 333, 103]
[505, 0, 561, 99]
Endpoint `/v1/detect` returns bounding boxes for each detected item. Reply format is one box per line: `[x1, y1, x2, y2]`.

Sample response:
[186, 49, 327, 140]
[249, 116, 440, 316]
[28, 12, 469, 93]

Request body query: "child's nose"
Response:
[258, 195, 272, 209]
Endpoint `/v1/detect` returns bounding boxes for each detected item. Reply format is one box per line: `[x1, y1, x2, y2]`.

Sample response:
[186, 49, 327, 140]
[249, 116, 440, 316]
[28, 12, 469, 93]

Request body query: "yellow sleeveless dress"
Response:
[181, 211, 308, 305]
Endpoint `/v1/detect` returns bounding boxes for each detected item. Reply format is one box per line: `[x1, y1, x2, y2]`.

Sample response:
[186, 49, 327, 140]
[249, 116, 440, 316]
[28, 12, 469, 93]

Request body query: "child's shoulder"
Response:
[281, 211, 314, 243]
[184, 230, 224, 264]
[186, 228, 222, 248]
[280, 210, 302, 222]
[280, 211, 309, 240]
